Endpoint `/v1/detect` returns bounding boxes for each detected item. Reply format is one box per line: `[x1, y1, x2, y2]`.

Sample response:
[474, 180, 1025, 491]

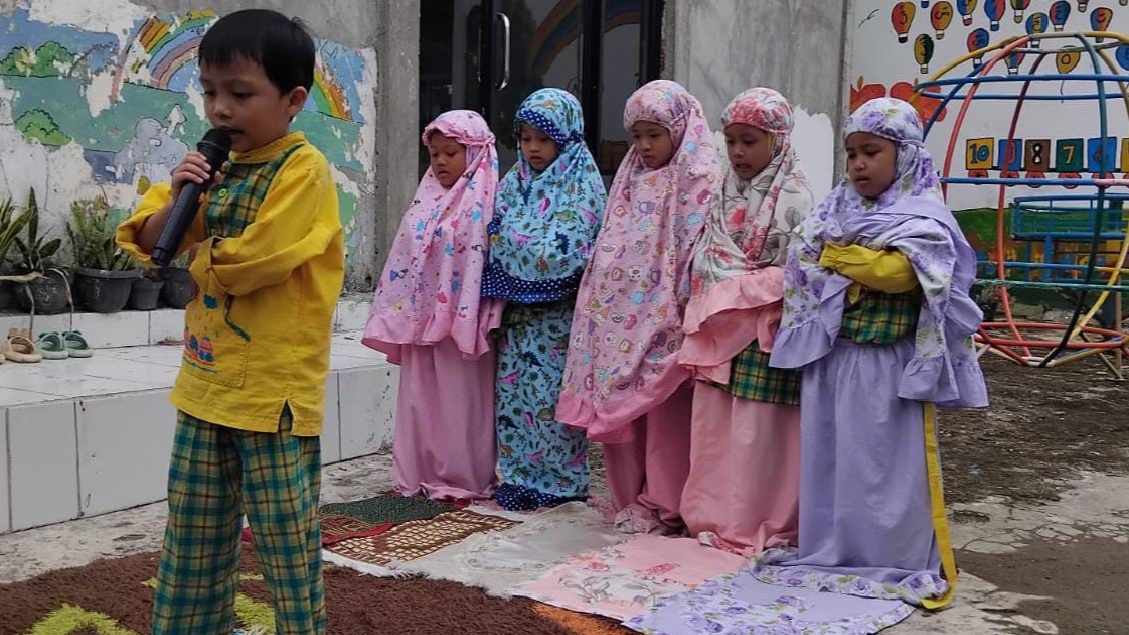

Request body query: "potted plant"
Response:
[11, 189, 67, 314]
[0, 196, 31, 310]
[66, 195, 140, 313]
[129, 268, 165, 311]
[155, 251, 194, 309]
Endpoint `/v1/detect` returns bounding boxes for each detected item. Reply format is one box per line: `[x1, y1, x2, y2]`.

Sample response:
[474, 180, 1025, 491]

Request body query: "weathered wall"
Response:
[372, 0, 419, 289]
[664, 0, 850, 201]
[0, 0, 379, 287]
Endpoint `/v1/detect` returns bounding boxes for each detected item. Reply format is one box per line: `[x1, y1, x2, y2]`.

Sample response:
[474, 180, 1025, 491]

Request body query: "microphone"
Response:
[151, 128, 232, 267]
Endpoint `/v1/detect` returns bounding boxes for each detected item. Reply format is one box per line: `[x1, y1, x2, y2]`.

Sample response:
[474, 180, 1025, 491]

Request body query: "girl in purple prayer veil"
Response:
[762, 98, 989, 609]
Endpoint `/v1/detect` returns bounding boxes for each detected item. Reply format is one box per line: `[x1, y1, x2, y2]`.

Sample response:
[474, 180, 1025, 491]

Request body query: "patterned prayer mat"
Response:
[624, 569, 913, 635]
[317, 494, 461, 545]
[324, 509, 521, 568]
[390, 501, 627, 597]
[0, 544, 634, 635]
[513, 534, 746, 622]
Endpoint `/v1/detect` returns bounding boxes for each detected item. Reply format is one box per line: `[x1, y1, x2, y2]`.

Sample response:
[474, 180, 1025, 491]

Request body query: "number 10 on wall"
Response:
[967, 137, 994, 170]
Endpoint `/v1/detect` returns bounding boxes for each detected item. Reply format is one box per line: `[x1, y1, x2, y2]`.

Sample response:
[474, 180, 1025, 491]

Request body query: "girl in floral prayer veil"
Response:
[758, 97, 988, 609]
[679, 88, 815, 555]
[481, 88, 607, 512]
[363, 110, 503, 501]
[558, 80, 721, 534]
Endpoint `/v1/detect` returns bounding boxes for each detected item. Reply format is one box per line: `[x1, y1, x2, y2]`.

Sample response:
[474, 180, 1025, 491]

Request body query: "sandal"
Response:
[62, 330, 93, 358]
[36, 332, 69, 360]
[3, 328, 43, 363]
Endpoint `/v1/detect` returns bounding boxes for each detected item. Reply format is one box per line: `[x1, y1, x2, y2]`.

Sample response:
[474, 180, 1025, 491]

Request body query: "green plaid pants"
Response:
[152, 408, 325, 635]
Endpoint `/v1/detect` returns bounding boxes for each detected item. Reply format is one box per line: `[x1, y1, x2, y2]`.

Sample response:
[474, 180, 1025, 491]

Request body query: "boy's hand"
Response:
[170, 152, 216, 200]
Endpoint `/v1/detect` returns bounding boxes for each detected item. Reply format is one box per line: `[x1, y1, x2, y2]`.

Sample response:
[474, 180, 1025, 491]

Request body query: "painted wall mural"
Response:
[851, 0, 1129, 278]
[0, 0, 376, 262]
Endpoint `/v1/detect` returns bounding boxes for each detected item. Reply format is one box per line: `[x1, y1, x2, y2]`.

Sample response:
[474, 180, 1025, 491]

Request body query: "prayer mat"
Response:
[318, 494, 459, 545]
[624, 568, 913, 635]
[323, 509, 521, 571]
[513, 534, 746, 622]
[392, 502, 626, 597]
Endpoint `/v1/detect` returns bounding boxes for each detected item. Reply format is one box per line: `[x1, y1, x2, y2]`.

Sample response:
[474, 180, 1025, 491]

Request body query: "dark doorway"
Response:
[419, 0, 664, 181]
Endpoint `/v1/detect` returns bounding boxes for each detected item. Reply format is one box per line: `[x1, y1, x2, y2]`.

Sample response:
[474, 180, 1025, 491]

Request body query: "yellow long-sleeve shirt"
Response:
[117, 132, 344, 435]
[820, 243, 919, 303]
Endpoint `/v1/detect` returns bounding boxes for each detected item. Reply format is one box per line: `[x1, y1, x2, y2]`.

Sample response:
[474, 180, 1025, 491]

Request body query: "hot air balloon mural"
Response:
[932, 1, 954, 39]
[1005, 50, 1025, 75]
[1056, 49, 1081, 74]
[968, 28, 991, 71]
[916, 33, 936, 74]
[1010, 0, 1030, 23]
[958, 0, 979, 25]
[1026, 12, 1048, 47]
[985, 0, 1005, 30]
[1077, 0, 1088, 12]
[893, 2, 917, 43]
[1117, 44, 1129, 72]
[1050, 0, 1071, 30]
[1091, 7, 1113, 41]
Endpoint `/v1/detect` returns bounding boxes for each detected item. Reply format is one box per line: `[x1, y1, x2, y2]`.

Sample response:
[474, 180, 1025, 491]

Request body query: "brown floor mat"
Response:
[0, 544, 632, 635]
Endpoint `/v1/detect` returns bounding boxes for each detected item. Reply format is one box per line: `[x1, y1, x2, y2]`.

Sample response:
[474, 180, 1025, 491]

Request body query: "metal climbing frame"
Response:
[916, 30, 1129, 379]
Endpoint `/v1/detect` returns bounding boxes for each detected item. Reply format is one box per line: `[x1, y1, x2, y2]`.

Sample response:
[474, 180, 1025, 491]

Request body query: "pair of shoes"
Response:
[2, 328, 42, 363]
[35, 330, 93, 360]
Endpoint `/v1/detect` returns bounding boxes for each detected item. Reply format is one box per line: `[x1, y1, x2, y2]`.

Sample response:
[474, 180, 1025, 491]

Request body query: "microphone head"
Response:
[197, 128, 232, 164]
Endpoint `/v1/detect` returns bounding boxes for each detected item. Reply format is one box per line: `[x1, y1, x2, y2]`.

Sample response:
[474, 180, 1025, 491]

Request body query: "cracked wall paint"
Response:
[0, 0, 376, 274]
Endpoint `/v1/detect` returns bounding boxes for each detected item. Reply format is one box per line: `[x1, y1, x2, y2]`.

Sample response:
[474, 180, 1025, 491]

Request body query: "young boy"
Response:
[116, 9, 343, 635]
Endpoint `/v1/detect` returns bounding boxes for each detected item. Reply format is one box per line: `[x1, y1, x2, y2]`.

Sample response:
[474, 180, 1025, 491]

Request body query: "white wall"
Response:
[664, 0, 849, 201]
[849, 0, 1129, 212]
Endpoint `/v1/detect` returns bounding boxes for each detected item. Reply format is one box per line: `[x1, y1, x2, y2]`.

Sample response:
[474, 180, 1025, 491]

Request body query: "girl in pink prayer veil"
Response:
[557, 81, 721, 534]
[363, 110, 504, 501]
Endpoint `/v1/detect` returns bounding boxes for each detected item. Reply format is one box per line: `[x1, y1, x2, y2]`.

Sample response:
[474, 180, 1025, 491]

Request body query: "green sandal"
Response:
[35, 332, 69, 360]
[61, 330, 93, 358]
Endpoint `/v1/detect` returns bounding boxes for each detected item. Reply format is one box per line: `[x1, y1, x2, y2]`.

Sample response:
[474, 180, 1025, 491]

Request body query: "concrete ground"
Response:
[3, 451, 1126, 634]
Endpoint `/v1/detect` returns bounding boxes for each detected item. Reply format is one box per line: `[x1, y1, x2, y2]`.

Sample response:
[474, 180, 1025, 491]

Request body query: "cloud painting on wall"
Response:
[0, 2, 376, 261]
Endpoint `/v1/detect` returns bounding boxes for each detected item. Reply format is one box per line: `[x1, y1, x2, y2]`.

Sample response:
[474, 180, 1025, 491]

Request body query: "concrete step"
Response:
[0, 295, 373, 349]
[0, 328, 398, 534]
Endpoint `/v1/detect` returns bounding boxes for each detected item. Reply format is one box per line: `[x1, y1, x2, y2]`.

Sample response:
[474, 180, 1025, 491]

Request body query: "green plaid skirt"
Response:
[717, 344, 802, 406]
[839, 290, 921, 345]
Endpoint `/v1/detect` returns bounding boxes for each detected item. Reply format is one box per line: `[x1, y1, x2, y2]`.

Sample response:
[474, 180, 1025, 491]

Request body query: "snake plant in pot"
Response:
[67, 195, 140, 313]
[0, 196, 30, 310]
[10, 189, 68, 314]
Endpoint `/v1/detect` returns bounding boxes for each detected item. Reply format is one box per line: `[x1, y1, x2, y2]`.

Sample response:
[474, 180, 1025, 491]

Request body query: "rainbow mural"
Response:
[311, 50, 355, 121]
[133, 11, 212, 91]
[115, 11, 361, 123]
[530, 0, 643, 77]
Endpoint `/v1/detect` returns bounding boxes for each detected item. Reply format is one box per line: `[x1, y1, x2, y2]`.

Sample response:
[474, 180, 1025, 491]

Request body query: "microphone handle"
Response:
[151, 184, 206, 267]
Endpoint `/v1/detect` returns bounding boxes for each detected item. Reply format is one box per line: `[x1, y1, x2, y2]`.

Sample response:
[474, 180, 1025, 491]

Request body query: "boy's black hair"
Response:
[199, 9, 316, 94]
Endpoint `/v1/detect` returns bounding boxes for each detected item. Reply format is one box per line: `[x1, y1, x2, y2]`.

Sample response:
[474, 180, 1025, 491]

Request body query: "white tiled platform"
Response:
[0, 297, 400, 534]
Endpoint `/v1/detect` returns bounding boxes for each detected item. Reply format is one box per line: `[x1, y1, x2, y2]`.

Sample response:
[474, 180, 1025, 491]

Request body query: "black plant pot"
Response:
[128, 277, 165, 311]
[75, 267, 141, 313]
[0, 280, 14, 310]
[155, 267, 193, 309]
[15, 272, 69, 314]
